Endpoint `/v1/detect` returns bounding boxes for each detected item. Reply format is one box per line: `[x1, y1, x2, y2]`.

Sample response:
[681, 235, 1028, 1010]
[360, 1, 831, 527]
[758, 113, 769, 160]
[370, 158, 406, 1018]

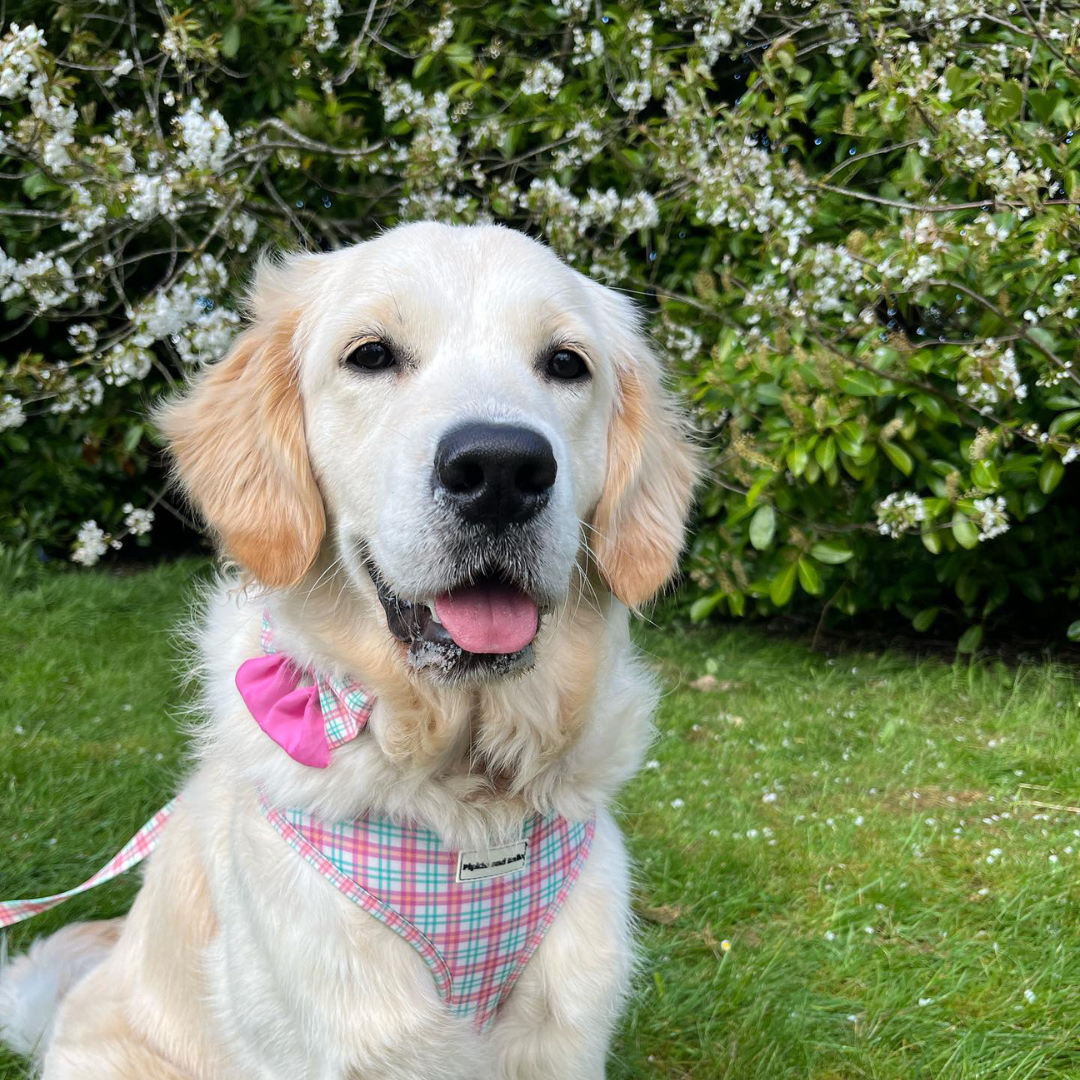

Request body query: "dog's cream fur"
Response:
[0, 223, 698, 1079]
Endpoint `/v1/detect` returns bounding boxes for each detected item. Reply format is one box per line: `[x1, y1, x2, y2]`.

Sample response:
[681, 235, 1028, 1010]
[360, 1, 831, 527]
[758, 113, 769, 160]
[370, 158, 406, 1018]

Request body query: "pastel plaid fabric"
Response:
[258, 612, 374, 752]
[261, 799, 595, 1031]
[0, 800, 177, 928]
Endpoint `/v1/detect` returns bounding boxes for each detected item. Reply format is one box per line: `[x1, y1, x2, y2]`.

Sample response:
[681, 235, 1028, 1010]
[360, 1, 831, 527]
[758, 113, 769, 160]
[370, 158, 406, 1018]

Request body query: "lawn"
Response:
[2, 562, 1080, 1079]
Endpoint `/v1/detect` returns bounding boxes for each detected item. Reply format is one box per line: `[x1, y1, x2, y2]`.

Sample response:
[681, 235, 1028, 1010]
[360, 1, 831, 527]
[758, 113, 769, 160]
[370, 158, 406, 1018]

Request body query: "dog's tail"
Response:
[0, 919, 123, 1061]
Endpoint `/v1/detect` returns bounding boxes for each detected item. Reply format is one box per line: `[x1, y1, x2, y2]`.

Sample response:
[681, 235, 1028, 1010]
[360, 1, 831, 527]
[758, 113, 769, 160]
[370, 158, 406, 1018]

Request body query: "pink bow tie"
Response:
[235, 615, 374, 768]
[236, 653, 332, 768]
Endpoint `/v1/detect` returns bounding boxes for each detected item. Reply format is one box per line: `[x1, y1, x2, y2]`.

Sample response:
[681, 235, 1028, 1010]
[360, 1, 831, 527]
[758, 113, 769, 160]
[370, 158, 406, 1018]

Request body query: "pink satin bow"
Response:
[235, 653, 331, 768]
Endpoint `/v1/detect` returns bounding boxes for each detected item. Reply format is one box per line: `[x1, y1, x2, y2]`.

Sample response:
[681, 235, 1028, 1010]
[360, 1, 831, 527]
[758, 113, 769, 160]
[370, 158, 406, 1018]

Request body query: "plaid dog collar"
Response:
[235, 612, 374, 767]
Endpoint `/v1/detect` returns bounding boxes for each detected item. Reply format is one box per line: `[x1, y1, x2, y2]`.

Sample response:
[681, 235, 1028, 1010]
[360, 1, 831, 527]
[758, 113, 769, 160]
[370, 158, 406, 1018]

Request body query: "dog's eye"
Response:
[344, 340, 396, 372]
[546, 349, 589, 381]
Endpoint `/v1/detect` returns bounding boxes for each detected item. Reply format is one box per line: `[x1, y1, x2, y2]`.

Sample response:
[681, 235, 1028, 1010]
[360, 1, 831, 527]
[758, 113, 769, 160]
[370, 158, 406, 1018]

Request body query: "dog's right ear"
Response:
[154, 256, 326, 589]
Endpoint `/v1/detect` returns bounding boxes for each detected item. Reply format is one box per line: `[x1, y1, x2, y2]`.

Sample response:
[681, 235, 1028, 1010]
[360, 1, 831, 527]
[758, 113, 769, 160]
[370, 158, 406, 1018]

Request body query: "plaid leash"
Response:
[0, 800, 177, 929]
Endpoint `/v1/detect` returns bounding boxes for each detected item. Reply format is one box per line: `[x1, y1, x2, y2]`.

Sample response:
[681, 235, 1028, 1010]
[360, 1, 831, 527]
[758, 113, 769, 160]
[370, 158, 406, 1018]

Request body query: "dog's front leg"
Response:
[489, 810, 632, 1080]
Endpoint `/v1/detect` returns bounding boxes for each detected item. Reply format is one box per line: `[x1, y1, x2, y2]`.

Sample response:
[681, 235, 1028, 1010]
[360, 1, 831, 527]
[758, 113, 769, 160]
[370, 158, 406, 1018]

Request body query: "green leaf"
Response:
[957, 624, 983, 654]
[745, 475, 771, 508]
[413, 52, 436, 78]
[221, 23, 241, 59]
[840, 370, 879, 397]
[122, 424, 144, 453]
[797, 556, 823, 595]
[1068, 620, 1080, 643]
[1048, 410, 1080, 436]
[23, 172, 60, 199]
[970, 459, 999, 491]
[689, 593, 723, 622]
[814, 436, 837, 471]
[749, 505, 777, 551]
[769, 562, 798, 607]
[952, 511, 979, 550]
[810, 540, 854, 564]
[1039, 458, 1065, 495]
[834, 421, 864, 456]
[991, 81, 1023, 122]
[1028, 89, 1062, 126]
[913, 607, 939, 632]
[921, 528, 942, 554]
[956, 573, 979, 605]
[881, 441, 913, 476]
[896, 147, 925, 186]
[786, 445, 809, 477]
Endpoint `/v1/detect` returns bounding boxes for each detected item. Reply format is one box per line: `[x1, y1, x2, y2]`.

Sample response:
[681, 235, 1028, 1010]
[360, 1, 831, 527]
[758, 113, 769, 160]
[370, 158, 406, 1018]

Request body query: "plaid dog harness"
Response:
[1, 615, 595, 1032]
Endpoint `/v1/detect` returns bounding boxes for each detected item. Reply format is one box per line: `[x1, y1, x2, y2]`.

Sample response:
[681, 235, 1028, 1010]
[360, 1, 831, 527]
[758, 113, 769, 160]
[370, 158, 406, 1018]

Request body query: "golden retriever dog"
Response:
[0, 223, 698, 1079]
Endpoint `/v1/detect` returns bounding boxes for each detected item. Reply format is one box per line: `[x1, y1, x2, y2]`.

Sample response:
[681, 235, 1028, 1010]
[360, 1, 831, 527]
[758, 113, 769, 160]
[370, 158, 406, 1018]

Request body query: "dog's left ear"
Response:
[590, 307, 702, 610]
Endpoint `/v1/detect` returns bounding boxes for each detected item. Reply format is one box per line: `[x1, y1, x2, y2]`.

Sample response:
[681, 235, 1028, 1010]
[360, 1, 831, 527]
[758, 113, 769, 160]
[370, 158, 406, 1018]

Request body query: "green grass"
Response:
[3, 563, 1080, 1079]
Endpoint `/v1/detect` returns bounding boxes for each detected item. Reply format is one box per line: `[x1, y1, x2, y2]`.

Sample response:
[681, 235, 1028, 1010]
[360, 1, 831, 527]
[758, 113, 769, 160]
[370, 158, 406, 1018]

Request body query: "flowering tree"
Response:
[1, 1, 1078, 641]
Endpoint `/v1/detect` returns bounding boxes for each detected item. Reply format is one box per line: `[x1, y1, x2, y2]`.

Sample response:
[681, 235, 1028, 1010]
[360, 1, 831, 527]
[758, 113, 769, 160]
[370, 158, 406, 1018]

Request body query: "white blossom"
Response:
[0, 23, 46, 99]
[521, 60, 563, 99]
[175, 99, 232, 172]
[616, 80, 651, 114]
[957, 344, 1027, 412]
[956, 109, 988, 139]
[126, 172, 176, 222]
[428, 17, 454, 51]
[122, 503, 155, 535]
[0, 393, 26, 431]
[571, 28, 604, 64]
[103, 343, 154, 386]
[304, 0, 342, 52]
[877, 492, 926, 538]
[973, 496, 1009, 541]
[68, 323, 98, 354]
[618, 191, 660, 232]
[71, 520, 109, 566]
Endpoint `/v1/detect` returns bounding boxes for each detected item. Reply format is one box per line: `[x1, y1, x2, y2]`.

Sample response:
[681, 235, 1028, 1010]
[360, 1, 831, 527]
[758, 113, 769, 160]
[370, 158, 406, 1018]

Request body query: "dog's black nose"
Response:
[435, 423, 557, 530]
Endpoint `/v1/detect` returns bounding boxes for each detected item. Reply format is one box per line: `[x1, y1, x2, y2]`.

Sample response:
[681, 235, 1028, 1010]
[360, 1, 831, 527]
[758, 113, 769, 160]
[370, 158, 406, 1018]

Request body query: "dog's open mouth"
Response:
[369, 564, 541, 680]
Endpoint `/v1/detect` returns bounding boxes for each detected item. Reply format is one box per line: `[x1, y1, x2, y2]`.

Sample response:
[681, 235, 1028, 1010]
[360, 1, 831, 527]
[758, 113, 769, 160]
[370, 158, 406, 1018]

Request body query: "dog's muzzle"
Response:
[369, 564, 542, 682]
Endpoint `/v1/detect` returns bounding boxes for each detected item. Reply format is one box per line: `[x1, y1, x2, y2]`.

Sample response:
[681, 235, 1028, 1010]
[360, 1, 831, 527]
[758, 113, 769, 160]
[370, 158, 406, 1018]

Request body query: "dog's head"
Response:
[158, 224, 698, 684]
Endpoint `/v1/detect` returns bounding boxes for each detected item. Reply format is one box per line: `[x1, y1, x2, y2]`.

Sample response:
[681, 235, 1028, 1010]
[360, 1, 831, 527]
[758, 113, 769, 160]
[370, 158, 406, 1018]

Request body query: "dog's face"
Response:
[303, 227, 620, 681]
[160, 224, 698, 684]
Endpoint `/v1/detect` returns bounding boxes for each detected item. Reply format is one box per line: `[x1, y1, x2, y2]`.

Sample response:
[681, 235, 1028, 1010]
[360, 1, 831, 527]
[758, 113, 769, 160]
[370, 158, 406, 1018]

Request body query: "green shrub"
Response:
[1, 1, 1078, 639]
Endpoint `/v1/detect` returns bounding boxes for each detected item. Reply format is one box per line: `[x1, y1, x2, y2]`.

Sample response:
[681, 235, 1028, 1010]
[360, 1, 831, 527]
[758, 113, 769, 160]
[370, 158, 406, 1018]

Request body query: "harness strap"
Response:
[0, 800, 177, 929]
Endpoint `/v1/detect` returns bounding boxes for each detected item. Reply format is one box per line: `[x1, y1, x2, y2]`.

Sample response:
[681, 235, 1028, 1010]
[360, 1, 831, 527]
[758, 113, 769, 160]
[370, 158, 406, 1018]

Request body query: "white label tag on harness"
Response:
[455, 840, 529, 883]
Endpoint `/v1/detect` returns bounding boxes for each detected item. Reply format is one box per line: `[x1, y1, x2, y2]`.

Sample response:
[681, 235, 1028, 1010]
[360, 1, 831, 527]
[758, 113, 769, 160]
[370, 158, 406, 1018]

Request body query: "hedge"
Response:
[1, 1, 1078, 641]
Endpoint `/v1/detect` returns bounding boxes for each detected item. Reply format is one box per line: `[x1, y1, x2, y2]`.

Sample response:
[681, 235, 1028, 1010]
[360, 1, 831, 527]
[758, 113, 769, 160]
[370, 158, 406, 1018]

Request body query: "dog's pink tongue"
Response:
[434, 584, 539, 655]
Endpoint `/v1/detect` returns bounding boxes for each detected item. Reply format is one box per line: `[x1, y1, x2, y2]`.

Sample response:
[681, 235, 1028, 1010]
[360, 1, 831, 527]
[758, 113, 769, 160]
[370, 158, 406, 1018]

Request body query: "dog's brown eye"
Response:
[546, 349, 588, 381]
[344, 340, 395, 372]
